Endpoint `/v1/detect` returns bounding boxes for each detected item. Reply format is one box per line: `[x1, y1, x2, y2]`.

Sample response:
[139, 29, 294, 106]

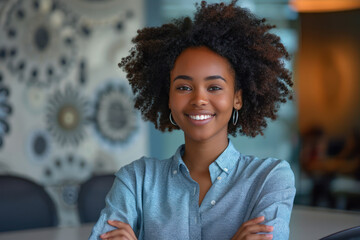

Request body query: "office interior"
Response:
[0, 0, 359, 237]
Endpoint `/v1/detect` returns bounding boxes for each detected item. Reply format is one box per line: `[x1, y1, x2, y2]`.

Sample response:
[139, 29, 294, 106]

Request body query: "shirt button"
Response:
[173, 170, 177, 175]
[217, 176, 222, 181]
[224, 168, 228, 172]
[211, 200, 216, 206]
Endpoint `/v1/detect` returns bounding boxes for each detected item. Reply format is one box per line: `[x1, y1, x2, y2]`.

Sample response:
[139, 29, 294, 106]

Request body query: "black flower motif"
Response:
[27, 129, 51, 164]
[0, 70, 12, 148]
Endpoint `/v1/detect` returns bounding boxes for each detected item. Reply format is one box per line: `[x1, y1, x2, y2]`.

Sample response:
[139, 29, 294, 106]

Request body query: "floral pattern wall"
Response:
[0, 0, 147, 226]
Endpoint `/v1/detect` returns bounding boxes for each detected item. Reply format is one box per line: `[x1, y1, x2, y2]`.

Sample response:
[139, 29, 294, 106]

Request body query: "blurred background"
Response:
[0, 0, 359, 229]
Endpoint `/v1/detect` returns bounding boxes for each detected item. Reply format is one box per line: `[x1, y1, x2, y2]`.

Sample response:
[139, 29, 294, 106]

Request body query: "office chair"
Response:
[320, 225, 360, 240]
[0, 175, 58, 232]
[77, 174, 115, 223]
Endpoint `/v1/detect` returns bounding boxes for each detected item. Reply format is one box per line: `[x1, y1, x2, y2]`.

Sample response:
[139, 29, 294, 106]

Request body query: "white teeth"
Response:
[189, 115, 212, 120]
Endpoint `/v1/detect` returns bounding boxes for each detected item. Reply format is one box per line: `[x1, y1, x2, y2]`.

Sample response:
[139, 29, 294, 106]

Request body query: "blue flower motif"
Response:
[93, 82, 138, 145]
[2, 0, 77, 87]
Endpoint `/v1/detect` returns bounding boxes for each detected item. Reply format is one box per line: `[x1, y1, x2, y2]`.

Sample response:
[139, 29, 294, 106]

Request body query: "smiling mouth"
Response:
[188, 114, 214, 120]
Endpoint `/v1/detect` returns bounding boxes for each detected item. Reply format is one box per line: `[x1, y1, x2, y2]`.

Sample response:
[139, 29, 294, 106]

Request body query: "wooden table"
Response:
[0, 205, 359, 240]
[290, 205, 360, 240]
[0, 223, 93, 240]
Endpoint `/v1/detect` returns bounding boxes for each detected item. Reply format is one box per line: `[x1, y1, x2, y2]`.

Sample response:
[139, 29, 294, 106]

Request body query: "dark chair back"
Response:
[320, 225, 360, 240]
[0, 175, 58, 232]
[77, 174, 115, 223]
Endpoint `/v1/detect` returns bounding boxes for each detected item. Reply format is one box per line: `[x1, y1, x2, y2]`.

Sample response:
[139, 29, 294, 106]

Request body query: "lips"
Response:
[188, 114, 213, 120]
[185, 111, 216, 123]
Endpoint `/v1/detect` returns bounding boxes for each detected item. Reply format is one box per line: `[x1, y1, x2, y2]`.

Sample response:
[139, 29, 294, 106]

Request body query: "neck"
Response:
[183, 135, 229, 173]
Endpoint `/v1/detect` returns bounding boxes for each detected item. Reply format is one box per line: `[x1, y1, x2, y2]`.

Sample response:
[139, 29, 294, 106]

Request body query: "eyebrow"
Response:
[173, 75, 226, 82]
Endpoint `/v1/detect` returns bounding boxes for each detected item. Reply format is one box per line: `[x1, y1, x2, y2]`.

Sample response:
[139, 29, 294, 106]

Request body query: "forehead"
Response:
[171, 46, 234, 78]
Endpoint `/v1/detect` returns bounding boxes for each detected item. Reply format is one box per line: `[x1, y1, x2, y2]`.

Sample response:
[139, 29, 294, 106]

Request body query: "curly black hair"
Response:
[119, 0, 293, 137]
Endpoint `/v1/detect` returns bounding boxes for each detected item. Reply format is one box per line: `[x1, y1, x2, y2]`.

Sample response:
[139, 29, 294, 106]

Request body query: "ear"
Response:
[233, 89, 242, 110]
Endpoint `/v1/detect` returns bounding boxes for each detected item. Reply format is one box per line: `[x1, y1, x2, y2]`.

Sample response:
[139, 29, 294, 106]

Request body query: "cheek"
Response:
[169, 93, 185, 111]
[168, 89, 176, 108]
[214, 95, 235, 112]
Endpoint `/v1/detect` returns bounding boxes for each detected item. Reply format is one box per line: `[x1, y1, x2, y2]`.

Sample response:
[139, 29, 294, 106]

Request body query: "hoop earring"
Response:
[169, 112, 177, 126]
[232, 109, 238, 126]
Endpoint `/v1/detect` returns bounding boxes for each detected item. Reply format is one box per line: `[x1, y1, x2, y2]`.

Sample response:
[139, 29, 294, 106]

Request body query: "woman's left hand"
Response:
[231, 216, 273, 240]
[100, 220, 137, 240]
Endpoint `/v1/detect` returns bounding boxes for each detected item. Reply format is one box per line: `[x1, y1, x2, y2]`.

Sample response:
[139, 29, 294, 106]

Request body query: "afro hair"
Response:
[119, 0, 293, 137]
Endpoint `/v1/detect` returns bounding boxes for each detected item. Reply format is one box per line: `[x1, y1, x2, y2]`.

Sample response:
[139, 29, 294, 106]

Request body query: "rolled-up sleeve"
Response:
[89, 164, 140, 240]
[250, 160, 296, 240]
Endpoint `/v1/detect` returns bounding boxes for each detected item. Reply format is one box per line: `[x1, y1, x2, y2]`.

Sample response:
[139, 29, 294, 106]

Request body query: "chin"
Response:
[185, 131, 214, 143]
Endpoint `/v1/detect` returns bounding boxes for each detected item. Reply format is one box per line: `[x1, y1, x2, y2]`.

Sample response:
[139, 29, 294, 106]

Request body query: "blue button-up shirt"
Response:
[89, 141, 296, 240]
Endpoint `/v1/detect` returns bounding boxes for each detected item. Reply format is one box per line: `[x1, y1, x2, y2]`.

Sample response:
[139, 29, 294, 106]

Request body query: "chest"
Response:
[189, 170, 212, 205]
[139, 171, 258, 240]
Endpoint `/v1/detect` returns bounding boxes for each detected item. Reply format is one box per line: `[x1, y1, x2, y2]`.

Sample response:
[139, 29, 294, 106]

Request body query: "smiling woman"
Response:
[89, 1, 295, 240]
[169, 47, 242, 148]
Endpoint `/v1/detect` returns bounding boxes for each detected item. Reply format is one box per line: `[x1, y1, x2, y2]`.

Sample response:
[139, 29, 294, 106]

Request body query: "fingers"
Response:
[237, 233, 273, 240]
[238, 225, 273, 239]
[108, 220, 137, 239]
[243, 223, 273, 234]
[100, 220, 137, 240]
[232, 234, 273, 240]
[232, 216, 274, 240]
[100, 228, 133, 240]
[242, 216, 266, 227]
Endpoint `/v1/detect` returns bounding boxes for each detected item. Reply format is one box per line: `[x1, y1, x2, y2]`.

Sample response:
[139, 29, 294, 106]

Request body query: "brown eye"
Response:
[208, 86, 222, 91]
[176, 86, 192, 91]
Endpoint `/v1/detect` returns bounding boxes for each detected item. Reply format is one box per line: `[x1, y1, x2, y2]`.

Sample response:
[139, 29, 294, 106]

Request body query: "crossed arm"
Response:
[99, 216, 274, 240]
[92, 160, 295, 240]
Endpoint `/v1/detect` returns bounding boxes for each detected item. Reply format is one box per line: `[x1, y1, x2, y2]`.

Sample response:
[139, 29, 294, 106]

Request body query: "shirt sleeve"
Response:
[249, 160, 296, 240]
[88, 163, 140, 240]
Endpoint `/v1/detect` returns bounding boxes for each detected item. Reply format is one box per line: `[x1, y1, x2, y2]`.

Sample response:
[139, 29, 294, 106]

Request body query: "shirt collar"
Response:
[172, 144, 187, 173]
[171, 140, 240, 175]
[212, 140, 240, 175]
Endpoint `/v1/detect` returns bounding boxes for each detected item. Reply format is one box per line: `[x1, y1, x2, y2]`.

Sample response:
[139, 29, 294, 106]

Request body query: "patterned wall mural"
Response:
[0, 0, 147, 226]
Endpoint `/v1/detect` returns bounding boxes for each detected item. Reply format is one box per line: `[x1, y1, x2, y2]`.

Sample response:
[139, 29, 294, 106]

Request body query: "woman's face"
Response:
[169, 46, 242, 143]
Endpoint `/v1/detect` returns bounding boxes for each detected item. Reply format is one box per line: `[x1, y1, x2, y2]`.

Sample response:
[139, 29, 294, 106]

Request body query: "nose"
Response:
[191, 88, 208, 107]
